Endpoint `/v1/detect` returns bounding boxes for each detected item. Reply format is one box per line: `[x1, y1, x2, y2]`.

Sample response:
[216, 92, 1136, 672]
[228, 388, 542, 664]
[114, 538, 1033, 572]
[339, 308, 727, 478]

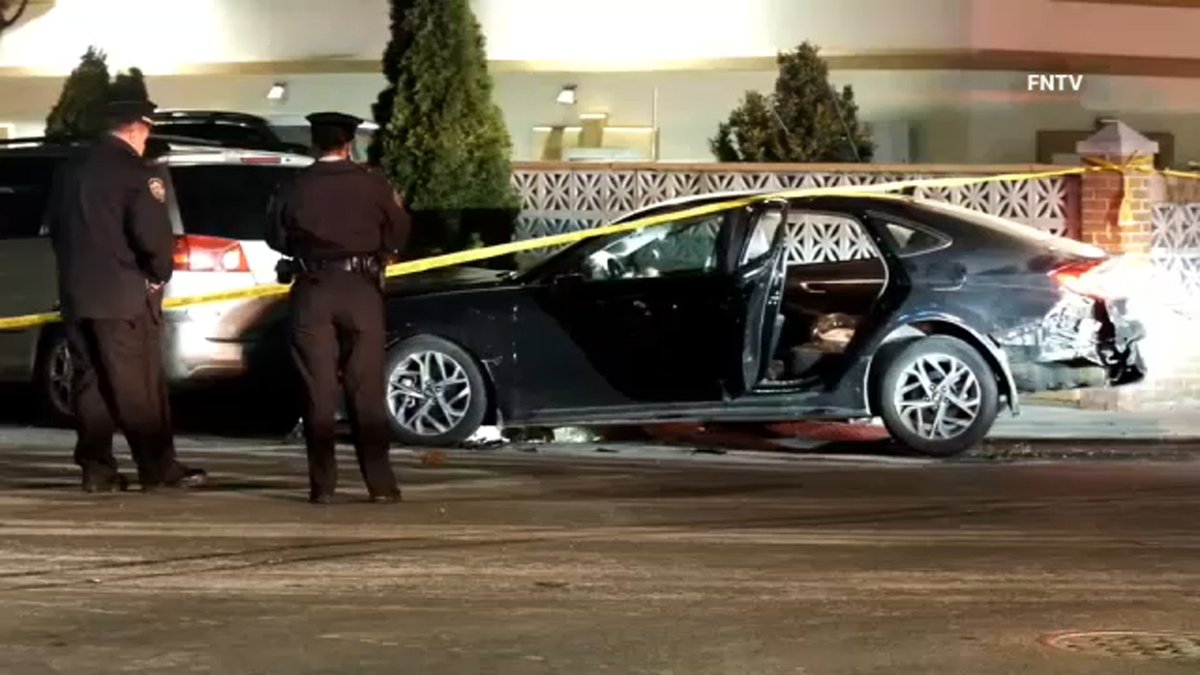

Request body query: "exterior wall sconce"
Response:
[557, 85, 577, 106]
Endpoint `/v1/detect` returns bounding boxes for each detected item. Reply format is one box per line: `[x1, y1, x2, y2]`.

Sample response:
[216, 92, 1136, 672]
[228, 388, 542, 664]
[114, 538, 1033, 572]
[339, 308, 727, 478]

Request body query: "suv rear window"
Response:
[170, 164, 299, 241]
[0, 156, 62, 240]
[157, 122, 279, 148]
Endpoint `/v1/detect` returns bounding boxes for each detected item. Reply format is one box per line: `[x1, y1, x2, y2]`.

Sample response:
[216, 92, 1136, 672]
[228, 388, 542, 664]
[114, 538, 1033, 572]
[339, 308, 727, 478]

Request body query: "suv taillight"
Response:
[173, 235, 250, 273]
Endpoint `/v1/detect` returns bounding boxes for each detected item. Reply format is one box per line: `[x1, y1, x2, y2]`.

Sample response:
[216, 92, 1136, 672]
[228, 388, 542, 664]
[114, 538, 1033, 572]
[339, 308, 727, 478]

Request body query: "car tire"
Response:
[876, 335, 999, 457]
[35, 328, 76, 427]
[384, 335, 489, 447]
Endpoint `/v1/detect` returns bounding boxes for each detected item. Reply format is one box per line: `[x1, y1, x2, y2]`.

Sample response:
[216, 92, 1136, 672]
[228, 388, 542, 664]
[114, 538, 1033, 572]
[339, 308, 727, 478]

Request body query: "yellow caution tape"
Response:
[0, 161, 1184, 334]
[1162, 168, 1200, 181]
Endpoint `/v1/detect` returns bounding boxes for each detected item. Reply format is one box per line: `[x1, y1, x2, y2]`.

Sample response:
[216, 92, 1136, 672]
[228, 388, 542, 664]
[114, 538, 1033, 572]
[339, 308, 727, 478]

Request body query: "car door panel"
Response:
[783, 259, 887, 316]
[513, 212, 737, 415]
[518, 273, 733, 414]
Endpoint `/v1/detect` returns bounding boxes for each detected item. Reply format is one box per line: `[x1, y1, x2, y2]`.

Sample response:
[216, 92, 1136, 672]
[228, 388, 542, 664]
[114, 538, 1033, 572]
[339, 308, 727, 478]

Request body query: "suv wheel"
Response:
[385, 335, 489, 447]
[36, 329, 75, 426]
[876, 336, 999, 457]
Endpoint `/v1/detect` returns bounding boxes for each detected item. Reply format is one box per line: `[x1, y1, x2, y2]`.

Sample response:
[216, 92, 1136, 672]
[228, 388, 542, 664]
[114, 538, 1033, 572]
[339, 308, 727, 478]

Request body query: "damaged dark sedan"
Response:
[247, 192, 1147, 457]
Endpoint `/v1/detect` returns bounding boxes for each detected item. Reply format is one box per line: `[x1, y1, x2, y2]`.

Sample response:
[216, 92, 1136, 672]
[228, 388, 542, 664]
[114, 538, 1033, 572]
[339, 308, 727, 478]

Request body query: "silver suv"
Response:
[0, 136, 311, 421]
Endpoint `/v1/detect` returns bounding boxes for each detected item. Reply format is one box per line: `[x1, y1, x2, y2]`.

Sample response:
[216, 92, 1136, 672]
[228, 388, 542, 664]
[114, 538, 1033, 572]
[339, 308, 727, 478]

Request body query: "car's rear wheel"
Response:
[876, 336, 999, 457]
[385, 335, 489, 447]
[35, 329, 75, 427]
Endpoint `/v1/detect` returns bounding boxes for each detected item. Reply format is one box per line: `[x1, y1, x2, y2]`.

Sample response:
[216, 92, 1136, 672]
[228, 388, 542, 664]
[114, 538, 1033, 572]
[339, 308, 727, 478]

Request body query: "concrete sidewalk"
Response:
[990, 405, 1200, 441]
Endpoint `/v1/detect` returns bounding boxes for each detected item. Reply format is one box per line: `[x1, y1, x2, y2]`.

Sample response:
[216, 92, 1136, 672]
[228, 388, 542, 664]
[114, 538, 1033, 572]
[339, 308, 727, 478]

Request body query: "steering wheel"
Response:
[605, 256, 627, 279]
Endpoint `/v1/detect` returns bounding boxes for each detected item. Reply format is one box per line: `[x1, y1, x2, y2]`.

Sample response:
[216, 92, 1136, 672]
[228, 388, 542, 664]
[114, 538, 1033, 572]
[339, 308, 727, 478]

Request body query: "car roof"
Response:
[151, 110, 271, 125]
[0, 136, 312, 167]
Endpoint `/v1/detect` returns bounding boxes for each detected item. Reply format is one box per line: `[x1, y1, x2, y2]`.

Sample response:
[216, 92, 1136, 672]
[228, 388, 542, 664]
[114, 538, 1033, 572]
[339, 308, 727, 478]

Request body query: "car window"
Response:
[0, 157, 60, 240]
[784, 211, 879, 266]
[170, 165, 300, 241]
[582, 213, 724, 281]
[885, 221, 948, 257]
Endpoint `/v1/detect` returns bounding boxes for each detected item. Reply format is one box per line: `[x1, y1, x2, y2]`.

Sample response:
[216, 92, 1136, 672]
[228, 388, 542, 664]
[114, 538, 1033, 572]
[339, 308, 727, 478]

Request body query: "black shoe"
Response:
[82, 473, 128, 494]
[368, 490, 402, 504]
[142, 467, 208, 493]
[167, 468, 208, 488]
[309, 491, 336, 505]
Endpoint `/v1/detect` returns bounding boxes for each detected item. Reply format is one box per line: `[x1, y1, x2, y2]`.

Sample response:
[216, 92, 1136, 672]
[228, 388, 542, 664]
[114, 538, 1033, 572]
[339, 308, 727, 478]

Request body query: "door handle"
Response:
[799, 282, 827, 294]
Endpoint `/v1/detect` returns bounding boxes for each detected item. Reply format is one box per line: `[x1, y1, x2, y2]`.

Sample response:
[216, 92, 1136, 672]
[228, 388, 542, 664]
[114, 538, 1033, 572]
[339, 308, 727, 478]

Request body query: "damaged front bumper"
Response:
[995, 294, 1147, 393]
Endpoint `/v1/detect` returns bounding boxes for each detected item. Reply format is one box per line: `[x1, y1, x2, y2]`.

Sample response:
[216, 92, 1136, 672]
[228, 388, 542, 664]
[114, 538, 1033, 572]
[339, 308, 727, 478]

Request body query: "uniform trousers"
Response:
[289, 270, 397, 497]
[66, 311, 182, 487]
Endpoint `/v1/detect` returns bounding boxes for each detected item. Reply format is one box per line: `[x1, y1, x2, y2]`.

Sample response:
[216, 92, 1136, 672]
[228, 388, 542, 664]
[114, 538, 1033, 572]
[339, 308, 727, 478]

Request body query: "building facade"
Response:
[2, 0, 1200, 164]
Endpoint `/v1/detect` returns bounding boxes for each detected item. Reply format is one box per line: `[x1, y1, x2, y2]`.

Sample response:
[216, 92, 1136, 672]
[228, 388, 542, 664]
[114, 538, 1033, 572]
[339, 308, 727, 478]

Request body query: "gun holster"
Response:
[276, 258, 300, 285]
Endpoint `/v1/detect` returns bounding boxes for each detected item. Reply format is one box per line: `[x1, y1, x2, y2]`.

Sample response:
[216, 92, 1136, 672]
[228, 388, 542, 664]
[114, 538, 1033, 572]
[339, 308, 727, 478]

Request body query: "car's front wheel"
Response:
[384, 335, 489, 447]
[876, 336, 999, 457]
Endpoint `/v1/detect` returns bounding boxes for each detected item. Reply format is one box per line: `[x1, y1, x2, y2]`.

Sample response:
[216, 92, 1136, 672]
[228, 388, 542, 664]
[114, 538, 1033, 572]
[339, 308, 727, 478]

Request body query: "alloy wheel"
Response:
[387, 350, 473, 436]
[47, 340, 74, 416]
[892, 353, 982, 440]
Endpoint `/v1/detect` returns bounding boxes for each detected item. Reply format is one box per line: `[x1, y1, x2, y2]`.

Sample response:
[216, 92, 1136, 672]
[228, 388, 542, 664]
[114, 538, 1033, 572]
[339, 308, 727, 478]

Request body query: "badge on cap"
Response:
[148, 178, 166, 204]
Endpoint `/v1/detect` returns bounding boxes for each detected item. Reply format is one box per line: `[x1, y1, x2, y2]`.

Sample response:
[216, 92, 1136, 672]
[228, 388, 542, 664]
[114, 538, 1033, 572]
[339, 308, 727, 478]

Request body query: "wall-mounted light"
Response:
[267, 82, 288, 101]
[556, 85, 577, 106]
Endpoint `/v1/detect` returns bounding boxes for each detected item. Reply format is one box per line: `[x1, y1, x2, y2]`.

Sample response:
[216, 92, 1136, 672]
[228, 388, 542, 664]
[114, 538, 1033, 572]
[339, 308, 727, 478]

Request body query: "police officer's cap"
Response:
[306, 112, 363, 136]
[105, 99, 158, 127]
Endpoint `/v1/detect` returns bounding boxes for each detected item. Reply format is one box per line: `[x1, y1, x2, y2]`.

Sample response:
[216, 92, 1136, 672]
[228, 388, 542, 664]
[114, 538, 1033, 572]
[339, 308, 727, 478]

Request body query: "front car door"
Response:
[515, 206, 742, 417]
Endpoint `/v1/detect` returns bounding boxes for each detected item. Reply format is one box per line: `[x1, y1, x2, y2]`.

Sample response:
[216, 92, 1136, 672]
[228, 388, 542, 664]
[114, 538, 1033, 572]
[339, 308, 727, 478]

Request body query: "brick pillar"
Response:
[1076, 121, 1159, 257]
[1073, 122, 1160, 411]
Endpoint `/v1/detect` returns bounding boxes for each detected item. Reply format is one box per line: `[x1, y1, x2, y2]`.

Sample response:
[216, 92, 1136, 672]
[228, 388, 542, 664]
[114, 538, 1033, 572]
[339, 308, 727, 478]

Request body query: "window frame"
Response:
[780, 208, 886, 268]
[870, 212, 953, 259]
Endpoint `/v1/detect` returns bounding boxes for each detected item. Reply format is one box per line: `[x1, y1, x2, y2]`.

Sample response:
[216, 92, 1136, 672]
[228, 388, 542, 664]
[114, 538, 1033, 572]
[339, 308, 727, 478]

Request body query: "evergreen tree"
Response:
[369, 0, 417, 166]
[711, 42, 874, 163]
[45, 50, 151, 140]
[379, 0, 519, 213]
[45, 47, 112, 139]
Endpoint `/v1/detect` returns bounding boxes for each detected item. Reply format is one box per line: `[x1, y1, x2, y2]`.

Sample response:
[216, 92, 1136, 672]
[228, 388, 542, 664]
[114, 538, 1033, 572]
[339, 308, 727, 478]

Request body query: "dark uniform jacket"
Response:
[47, 136, 175, 320]
[267, 160, 411, 260]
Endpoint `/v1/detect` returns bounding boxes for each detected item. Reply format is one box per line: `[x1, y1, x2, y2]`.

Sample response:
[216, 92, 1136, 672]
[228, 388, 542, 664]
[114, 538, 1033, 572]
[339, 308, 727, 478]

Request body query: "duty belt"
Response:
[300, 256, 381, 274]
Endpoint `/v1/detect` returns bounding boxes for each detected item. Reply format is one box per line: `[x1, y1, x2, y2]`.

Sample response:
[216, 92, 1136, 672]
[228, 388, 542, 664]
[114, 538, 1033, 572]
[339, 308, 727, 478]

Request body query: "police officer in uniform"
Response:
[47, 97, 207, 493]
[267, 112, 411, 504]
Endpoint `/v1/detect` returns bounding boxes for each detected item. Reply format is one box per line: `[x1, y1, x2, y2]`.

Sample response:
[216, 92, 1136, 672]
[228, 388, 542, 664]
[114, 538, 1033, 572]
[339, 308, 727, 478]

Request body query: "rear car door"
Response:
[0, 155, 62, 380]
[727, 200, 790, 395]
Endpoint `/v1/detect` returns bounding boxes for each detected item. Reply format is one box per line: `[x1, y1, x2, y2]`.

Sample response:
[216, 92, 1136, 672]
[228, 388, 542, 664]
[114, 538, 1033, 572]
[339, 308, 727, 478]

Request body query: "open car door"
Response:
[727, 199, 790, 396]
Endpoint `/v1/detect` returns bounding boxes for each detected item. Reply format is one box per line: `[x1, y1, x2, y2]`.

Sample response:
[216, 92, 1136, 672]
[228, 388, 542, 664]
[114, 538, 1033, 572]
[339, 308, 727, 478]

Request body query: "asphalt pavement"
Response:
[0, 424, 1199, 674]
